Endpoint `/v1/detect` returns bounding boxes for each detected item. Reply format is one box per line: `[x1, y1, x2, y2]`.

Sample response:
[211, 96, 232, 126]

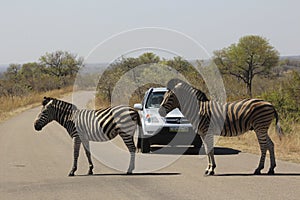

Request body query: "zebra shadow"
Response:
[148, 147, 241, 155]
[77, 172, 181, 177]
[215, 173, 300, 177]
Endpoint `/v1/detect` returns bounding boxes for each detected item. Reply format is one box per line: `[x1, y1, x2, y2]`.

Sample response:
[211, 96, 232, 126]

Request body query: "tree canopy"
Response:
[0, 51, 83, 97]
[213, 35, 279, 97]
[39, 50, 83, 78]
[96, 53, 203, 105]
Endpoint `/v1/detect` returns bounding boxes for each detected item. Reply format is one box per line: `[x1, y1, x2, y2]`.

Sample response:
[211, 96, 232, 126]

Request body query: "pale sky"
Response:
[0, 0, 299, 64]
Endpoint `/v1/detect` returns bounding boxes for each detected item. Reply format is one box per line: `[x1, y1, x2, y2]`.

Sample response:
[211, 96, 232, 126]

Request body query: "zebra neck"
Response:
[180, 97, 201, 125]
[53, 106, 76, 136]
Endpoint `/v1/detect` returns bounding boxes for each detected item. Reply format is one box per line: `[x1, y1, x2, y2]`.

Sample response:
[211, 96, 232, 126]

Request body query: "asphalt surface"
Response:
[1, 91, 300, 200]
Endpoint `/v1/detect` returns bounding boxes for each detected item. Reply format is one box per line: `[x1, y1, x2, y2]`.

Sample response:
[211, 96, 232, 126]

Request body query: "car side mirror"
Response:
[134, 103, 143, 110]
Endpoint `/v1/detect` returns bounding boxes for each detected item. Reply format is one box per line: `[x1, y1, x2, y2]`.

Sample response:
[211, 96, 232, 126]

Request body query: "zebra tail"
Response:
[274, 109, 284, 140]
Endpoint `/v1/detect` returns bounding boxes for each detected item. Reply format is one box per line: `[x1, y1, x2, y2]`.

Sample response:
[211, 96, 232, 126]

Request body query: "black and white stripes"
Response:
[159, 79, 283, 175]
[34, 97, 140, 176]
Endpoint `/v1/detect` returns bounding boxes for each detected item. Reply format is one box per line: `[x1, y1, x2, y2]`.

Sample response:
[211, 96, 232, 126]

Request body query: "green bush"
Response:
[261, 71, 300, 133]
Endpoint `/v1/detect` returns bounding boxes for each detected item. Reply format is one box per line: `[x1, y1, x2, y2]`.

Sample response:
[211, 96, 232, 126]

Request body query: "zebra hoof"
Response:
[68, 173, 75, 177]
[254, 169, 261, 175]
[204, 171, 214, 176]
[267, 169, 275, 175]
[87, 171, 93, 175]
[126, 171, 133, 175]
[69, 167, 77, 176]
[208, 171, 215, 176]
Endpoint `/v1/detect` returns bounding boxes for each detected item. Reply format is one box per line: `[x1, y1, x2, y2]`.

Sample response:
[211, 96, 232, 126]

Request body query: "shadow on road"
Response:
[215, 173, 300, 177]
[148, 147, 241, 155]
[77, 172, 181, 177]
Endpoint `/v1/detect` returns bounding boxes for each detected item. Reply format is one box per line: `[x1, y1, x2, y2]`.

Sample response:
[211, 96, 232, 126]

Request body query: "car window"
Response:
[142, 90, 149, 107]
[145, 92, 166, 108]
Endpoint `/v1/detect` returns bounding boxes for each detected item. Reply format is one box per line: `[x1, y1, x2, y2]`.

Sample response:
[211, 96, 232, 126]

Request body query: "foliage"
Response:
[96, 52, 204, 107]
[39, 50, 83, 87]
[261, 71, 300, 123]
[0, 51, 82, 98]
[213, 35, 279, 97]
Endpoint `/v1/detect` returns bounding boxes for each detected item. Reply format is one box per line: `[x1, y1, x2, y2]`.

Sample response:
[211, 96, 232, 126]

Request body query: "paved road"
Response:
[1, 91, 300, 200]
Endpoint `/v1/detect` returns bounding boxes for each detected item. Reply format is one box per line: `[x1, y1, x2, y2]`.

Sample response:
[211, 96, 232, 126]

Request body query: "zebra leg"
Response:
[205, 150, 216, 176]
[254, 130, 268, 175]
[120, 133, 136, 174]
[202, 133, 216, 176]
[69, 136, 81, 176]
[128, 151, 135, 175]
[205, 154, 211, 175]
[266, 136, 276, 175]
[82, 140, 94, 175]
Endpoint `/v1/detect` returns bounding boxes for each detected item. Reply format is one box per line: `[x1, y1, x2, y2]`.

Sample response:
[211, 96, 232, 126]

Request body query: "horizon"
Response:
[1, 54, 299, 70]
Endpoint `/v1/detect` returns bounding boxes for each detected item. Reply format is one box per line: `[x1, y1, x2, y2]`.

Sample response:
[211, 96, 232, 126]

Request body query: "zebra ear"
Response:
[167, 79, 181, 90]
[42, 97, 52, 106]
[167, 78, 184, 90]
[44, 100, 53, 107]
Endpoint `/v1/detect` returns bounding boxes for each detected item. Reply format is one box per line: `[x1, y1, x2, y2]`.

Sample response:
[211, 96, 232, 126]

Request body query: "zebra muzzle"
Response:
[158, 107, 167, 117]
[34, 122, 42, 131]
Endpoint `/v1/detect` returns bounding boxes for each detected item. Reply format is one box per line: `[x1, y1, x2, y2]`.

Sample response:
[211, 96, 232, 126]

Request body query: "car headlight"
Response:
[145, 114, 160, 123]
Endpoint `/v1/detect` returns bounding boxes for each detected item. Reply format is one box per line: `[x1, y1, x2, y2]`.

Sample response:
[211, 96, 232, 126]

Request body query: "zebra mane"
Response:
[42, 97, 77, 110]
[167, 78, 183, 90]
[42, 97, 53, 106]
[167, 78, 209, 101]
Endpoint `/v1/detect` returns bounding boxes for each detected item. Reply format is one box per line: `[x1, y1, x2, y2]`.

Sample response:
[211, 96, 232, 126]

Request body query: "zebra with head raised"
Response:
[159, 79, 283, 175]
[34, 97, 140, 176]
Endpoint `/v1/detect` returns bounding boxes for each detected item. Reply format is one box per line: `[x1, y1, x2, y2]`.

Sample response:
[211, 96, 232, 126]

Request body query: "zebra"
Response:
[34, 97, 140, 176]
[158, 79, 283, 175]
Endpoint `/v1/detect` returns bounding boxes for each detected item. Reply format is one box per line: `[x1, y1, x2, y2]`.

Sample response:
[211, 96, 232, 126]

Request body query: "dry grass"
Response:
[216, 123, 300, 163]
[0, 87, 73, 122]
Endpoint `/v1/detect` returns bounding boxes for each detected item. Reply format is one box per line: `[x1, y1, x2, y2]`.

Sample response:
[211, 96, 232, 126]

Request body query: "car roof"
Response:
[151, 87, 168, 92]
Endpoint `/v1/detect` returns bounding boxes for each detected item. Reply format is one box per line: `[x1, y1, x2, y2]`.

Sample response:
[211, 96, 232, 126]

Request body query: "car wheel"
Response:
[141, 138, 151, 153]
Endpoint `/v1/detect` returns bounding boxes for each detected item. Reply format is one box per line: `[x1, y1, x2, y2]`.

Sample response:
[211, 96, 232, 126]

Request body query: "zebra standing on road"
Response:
[159, 79, 283, 175]
[34, 97, 140, 176]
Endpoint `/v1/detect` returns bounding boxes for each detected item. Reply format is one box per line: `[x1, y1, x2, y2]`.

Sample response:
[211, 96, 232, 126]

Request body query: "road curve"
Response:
[1, 91, 300, 200]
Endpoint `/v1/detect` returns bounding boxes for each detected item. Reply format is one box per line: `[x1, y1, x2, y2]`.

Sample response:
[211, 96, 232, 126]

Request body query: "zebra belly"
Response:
[220, 121, 251, 137]
[75, 119, 112, 142]
[86, 128, 111, 142]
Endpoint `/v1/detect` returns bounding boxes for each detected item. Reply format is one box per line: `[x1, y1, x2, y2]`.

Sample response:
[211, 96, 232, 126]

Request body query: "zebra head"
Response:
[159, 79, 185, 117]
[158, 89, 181, 117]
[159, 78, 208, 117]
[34, 97, 55, 131]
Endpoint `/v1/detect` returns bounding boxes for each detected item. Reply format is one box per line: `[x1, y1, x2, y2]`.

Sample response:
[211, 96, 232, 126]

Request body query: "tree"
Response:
[39, 50, 83, 87]
[96, 53, 206, 105]
[213, 35, 279, 97]
[2, 64, 30, 96]
[19, 62, 45, 91]
[138, 52, 160, 64]
[163, 56, 191, 72]
[97, 52, 161, 104]
[4, 64, 21, 83]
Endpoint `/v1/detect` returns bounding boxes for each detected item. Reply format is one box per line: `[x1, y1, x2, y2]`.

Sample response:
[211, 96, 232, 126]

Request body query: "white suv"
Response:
[134, 87, 202, 153]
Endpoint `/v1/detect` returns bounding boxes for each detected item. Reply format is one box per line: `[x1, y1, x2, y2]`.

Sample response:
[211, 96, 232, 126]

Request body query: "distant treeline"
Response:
[0, 51, 83, 97]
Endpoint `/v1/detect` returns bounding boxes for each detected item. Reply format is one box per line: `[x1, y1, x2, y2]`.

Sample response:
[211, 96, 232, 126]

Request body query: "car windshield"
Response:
[145, 91, 165, 108]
